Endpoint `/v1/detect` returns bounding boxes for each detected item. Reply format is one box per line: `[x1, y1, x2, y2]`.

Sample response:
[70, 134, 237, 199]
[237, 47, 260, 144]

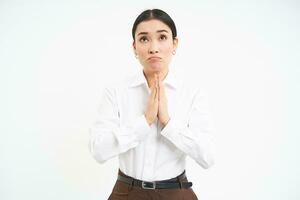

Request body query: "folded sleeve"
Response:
[89, 87, 151, 164]
[161, 88, 216, 169]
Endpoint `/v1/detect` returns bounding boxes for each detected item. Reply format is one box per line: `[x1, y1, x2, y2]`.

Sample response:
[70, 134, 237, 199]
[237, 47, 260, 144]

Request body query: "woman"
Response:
[89, 8, 215, 200]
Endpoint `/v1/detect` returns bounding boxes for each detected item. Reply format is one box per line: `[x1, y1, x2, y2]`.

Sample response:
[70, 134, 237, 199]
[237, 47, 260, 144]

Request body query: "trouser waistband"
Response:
[117, 169, 193, 189]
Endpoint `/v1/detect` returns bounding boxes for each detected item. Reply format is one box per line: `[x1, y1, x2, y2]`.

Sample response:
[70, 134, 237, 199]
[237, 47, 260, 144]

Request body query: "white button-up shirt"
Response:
[89, 67, 215, 181]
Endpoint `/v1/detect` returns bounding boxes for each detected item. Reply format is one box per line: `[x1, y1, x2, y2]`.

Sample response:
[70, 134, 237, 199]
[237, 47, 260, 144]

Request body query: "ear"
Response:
[173, 37, 178, 51]
[132, 41, 137, 55]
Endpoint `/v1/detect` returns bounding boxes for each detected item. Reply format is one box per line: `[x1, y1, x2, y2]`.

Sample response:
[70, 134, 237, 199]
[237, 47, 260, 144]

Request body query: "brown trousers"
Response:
[108, 169, 198, 200]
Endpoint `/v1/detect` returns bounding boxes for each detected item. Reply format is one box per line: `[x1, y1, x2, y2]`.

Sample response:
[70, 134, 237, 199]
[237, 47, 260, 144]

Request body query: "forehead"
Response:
[135, 19, 171, 35]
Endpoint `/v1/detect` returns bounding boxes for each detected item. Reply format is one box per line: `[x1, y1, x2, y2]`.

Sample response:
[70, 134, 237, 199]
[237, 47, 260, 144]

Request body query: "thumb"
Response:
[150, 79, 156, 98]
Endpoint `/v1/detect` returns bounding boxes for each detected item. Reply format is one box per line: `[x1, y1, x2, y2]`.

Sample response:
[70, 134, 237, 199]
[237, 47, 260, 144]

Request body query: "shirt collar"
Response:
[129, 67, 180, 90]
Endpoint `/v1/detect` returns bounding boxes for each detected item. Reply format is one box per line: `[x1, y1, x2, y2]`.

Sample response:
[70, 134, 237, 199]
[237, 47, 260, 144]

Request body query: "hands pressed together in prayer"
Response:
[144, 73, 170, 127]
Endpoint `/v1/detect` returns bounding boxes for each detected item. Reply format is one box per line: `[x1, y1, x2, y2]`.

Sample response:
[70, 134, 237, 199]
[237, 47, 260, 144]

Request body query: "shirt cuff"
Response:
[160, 118, 181, 139]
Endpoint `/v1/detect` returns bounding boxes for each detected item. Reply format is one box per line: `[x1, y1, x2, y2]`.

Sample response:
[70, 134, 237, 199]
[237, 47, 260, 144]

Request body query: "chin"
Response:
[147, 64, 163, 72]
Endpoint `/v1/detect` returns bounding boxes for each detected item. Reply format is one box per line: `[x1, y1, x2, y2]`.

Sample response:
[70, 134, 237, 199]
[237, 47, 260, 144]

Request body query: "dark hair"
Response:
[132, 9, 177, 41]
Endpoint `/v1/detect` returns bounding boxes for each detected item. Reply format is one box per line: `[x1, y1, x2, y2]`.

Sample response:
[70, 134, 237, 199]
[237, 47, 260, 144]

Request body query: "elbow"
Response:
[201, 158, 215, 169]
[93, 155, 107, 164]
[196, 153, 215, 169]
[199, 142, 216, 169]
[88, 127, 111, 164]
[88, 140, 107, 164]
[91, 151, 107, 164]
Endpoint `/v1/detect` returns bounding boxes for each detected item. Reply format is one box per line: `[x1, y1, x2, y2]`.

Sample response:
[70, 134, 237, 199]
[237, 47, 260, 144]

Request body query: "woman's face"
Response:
[133, 19, 178, 74]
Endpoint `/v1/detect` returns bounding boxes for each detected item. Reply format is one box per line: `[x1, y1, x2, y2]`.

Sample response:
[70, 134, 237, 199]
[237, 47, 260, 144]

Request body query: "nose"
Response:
[148, 41, 159, 54]
[149, 49, 159, 54]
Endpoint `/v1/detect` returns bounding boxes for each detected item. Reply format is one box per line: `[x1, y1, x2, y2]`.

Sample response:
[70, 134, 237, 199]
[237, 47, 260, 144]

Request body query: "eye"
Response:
[159, 34, 167, 40]
[139, 36, 148, 43]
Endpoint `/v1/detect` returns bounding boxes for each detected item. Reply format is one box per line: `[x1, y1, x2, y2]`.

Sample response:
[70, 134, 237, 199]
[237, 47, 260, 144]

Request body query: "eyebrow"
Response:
[137, 29, 169, 36]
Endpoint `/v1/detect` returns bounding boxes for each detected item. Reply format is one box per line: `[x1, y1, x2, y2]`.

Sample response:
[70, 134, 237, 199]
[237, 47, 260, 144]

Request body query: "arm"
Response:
[161, 88, 216, 169]
[89, 87, 151, 164]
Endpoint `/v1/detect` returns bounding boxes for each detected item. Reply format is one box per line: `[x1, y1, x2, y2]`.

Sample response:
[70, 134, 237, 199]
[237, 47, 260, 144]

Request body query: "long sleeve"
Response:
[89, 87, 152, 164]
[161, 88, 216, 169]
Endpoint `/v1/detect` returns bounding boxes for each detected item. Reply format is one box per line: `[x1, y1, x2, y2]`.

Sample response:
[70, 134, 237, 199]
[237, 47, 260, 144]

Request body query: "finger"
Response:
[159, 76, 164, 99]
[150, 79, 156, 98]
[157, 76, 161, 101]
[155, 78, 158, 101]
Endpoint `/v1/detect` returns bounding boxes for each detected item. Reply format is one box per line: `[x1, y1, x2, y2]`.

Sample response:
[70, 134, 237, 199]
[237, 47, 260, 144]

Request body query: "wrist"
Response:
[144, 114, 152, 126]
[161, 117, 170, 126]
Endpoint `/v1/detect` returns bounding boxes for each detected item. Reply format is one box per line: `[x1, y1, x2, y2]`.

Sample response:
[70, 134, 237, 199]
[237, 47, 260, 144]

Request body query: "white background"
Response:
[1, 0, 299, 200]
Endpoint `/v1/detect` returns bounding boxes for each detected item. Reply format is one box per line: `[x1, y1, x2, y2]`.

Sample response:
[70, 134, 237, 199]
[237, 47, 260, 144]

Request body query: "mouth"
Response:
[147, 56, 162, 61]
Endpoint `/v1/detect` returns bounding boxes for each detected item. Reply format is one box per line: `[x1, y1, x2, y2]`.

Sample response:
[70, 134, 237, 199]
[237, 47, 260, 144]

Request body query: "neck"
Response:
[143, 67, 169, 89]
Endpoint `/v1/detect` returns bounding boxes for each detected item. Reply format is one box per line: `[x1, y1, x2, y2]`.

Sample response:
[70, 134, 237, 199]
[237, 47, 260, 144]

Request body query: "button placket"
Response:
[142, 119, 158, 180]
